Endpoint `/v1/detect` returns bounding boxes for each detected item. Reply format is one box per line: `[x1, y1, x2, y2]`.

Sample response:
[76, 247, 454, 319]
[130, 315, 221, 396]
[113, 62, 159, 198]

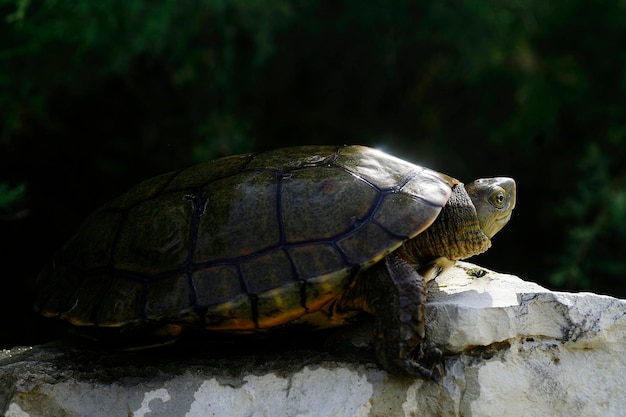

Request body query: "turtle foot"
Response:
[394, 341, 443, 381]
[402, 358, 439, 382]
[414, 341, 444, 382]
[377, 340, 443, 382]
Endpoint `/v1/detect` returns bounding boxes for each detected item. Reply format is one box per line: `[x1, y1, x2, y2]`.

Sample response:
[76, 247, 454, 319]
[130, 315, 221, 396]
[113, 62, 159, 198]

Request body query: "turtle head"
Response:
[466, 177, 516, 239]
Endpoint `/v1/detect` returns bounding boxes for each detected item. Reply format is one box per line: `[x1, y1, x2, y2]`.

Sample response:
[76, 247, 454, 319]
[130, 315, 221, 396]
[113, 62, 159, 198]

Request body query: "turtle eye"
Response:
[489, 188, 506, 209]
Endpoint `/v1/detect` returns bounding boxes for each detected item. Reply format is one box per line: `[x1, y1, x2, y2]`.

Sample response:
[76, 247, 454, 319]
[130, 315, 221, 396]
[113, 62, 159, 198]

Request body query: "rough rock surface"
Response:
[2, 262, 625, 417]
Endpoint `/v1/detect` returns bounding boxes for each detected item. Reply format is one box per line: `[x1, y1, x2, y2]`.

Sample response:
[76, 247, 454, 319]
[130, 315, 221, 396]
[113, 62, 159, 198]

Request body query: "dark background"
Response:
[2, 1, 626, 348]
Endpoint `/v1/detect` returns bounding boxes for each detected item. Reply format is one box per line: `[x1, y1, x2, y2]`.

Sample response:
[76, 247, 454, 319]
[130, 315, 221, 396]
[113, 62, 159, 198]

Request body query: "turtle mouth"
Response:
[493, 210, 513, 229]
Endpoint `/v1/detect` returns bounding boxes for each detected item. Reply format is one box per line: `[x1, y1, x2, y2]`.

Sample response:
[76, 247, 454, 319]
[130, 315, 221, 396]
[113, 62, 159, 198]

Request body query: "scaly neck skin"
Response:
[396, 184, 491, 267]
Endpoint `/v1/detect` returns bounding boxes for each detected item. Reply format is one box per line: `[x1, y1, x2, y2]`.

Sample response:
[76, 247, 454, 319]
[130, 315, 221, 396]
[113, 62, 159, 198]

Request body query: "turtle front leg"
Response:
[337, 254, 441, 380]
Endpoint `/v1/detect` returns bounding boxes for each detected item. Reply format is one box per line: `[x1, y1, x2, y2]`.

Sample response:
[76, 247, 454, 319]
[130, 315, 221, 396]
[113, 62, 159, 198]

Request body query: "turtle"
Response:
[34, 145, 516, 379]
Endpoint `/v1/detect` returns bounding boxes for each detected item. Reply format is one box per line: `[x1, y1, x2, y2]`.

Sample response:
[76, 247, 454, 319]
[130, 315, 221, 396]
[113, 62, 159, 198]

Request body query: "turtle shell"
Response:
[35, 145, 456, 332]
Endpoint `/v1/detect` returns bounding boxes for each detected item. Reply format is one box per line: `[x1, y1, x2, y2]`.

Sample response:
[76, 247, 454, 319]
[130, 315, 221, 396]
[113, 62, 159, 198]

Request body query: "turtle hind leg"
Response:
[338, 254, 442, 381]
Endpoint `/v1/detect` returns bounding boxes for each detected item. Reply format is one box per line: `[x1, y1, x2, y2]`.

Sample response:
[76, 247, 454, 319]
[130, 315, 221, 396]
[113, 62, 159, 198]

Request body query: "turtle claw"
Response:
[376, 339, 444, 382]
[409, 342, 444, 382]
[403, 358, 439, 382]
[419, 340, 443, 363]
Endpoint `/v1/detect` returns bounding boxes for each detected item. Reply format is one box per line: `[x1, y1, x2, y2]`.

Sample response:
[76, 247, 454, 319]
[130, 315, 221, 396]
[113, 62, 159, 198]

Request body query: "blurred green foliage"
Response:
[0, 181, 25, 209]
[551, 143, 626, 291]
[1, 0, 626, 313]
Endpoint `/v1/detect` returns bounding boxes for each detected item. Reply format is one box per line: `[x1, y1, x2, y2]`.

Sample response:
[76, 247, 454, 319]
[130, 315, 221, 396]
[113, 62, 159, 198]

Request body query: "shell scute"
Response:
[246, 145, 339, 171]
[194, 170, 280, 262]
[288, 243, 347, 279]
[239, 250, 294, 295]
[336, 145, 419, 189]
[374, 193, 442, 240]
[95, 278, 145, 326]
[256, 283, 306, 329]
[166, 154, 253, 191]
[62, 209, 122, 272]
[204, 294, 254, 331]
[60, 273, 114, 326]
[113, 193, 192, 275]
[145, 274, 194, 321]
[280, 166, 378, 243]
[399, 168, 455, 207]
[191, 265, 242, 308]
[336, 221, 404, 267]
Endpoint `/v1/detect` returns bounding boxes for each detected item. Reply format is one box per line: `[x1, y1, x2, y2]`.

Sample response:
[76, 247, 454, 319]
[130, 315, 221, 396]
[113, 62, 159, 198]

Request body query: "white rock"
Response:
[1, 262, 625, 417]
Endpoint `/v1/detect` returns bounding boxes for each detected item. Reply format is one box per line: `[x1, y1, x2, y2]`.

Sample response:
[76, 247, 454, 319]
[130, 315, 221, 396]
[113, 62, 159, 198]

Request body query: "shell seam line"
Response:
[182, 190, 208, 308]
[276, 172, 308, 311]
